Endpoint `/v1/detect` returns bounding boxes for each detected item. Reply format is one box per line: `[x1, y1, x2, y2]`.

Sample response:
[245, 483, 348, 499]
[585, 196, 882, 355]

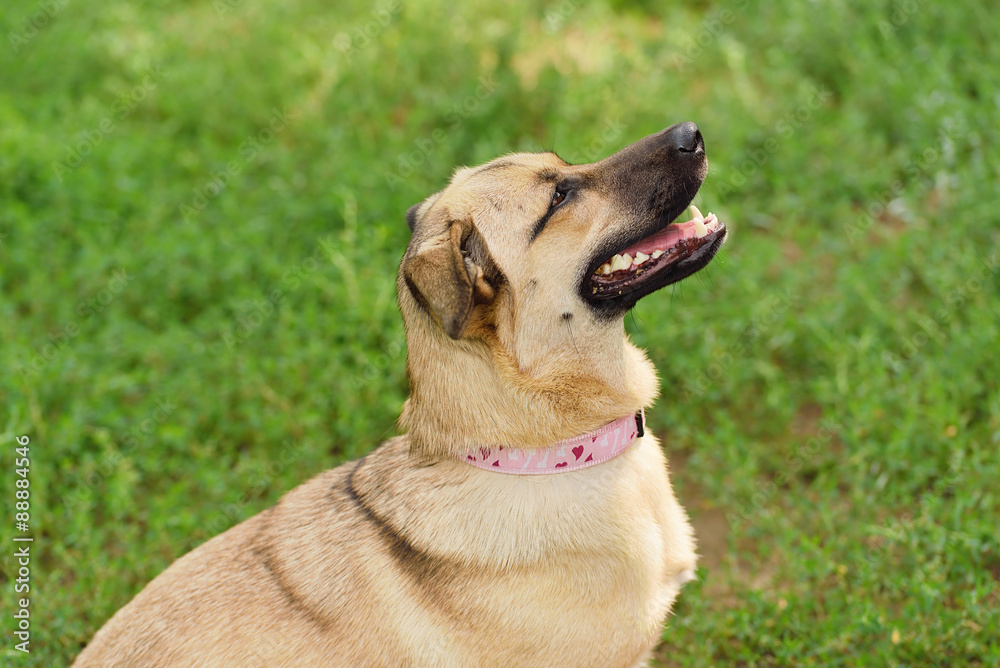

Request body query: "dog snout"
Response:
[663, 121, 704, 157]
[594, 122, 706, 176]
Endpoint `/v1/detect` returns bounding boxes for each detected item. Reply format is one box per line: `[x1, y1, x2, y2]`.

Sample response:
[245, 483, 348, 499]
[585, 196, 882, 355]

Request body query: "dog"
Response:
[74, 122, 727, 667]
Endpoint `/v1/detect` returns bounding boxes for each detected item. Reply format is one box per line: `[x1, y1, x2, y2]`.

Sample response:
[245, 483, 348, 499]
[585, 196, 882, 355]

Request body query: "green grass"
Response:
[1, 0, 998, 665]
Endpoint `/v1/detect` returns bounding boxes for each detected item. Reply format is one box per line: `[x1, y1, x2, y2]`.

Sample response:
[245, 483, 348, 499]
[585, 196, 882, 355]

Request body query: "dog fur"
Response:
[75, 123, 724, 667]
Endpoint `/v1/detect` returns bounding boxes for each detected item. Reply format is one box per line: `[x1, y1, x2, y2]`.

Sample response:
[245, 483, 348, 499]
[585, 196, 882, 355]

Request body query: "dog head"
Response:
[398, 123, 727, 452]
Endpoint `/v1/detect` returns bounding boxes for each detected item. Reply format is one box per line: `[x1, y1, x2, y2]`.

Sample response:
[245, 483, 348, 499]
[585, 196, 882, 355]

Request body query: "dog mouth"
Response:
[585, 205, 727, 303]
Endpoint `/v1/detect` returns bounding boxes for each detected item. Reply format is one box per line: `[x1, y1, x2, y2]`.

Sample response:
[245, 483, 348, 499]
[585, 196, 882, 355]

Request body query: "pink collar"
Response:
[459, 411, 644, 475]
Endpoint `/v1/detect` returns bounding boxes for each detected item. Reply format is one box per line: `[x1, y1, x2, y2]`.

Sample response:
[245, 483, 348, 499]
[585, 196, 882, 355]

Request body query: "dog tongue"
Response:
[623, 206, 718, 257]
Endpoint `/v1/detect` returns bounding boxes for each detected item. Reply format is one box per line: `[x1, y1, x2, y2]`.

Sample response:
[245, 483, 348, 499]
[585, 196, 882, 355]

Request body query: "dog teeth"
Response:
[609, 254, 631, 272]
[594, 207, 718, 279]
[693, 218, 709, 238]
[598, 249, 664, 276]
[690, 205, 712, 237]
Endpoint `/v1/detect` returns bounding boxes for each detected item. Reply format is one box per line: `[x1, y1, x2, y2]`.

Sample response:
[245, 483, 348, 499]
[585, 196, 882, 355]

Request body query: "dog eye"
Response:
[551, 190, 567, 208]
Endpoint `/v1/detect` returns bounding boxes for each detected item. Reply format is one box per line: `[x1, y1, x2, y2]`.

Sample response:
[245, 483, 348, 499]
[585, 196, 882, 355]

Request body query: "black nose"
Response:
[664, 121, 704, 156]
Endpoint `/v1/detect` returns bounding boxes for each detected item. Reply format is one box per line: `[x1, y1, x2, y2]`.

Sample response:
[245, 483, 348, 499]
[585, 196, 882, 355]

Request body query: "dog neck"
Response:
[458, 411, 644, 474]
[399, 306, 658, 459]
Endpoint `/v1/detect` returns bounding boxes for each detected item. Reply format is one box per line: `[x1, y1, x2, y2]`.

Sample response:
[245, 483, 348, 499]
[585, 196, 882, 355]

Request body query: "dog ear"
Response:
[403, 208, 493, 340]
[406, 191, 443, 232]
[405, 203, 421, 231]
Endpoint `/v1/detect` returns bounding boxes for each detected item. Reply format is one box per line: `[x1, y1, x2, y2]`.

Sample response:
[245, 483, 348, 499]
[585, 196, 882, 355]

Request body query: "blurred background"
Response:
[1, 0, 998, 665]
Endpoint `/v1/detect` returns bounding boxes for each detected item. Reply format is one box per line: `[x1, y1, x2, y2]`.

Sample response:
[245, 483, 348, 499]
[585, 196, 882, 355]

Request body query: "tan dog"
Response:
[75, 122, 727, 668]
